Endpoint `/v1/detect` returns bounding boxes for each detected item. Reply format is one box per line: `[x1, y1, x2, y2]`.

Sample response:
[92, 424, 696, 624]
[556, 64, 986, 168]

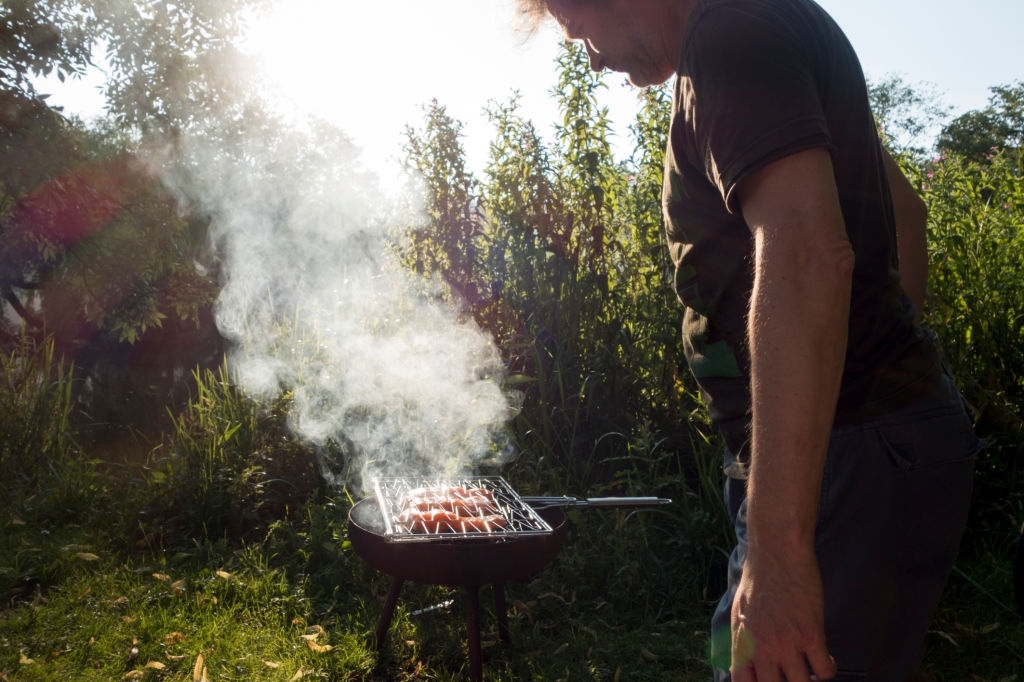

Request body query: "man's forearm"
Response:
[745, 227, 852, 553]
[730, 145, 853, 680]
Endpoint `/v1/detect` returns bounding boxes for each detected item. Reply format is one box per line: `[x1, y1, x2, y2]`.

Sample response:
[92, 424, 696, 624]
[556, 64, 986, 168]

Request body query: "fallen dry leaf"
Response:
[62, 543, 92, 552]
[144, 661, 166, 670]
[537, 591, 570, 605]
[193, 653, 206, 682]
[19, 650, 34, 665]
[306, 640, 334, 653]
[263, 660, 281, 668]
[640, 647, 658, 661]
[163, 631, 187, 645]
[170, 580, 186, 595]
[75, 552, 100, 562]
[152, 573, 171, 582]
[288, 667, 306, 681]
[302, 624, 325, 640]
[216, 570, 234, 580]
[123, 672, 144, 680]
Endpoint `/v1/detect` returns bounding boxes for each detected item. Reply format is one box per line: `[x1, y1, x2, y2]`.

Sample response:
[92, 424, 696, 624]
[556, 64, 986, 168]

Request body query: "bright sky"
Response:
[42, 0, 1024, 185]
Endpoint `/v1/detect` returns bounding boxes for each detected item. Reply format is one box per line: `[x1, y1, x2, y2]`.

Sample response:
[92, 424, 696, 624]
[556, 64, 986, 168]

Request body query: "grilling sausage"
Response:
[458, 514, 506, 533]
[402, 487, 499, 515]
[396, 508, 507, 534]
[395, 486, 506, 534]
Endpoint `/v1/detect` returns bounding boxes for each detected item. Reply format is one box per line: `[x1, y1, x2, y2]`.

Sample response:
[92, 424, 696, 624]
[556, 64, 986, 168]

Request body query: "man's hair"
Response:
[514, 0, 550, 32]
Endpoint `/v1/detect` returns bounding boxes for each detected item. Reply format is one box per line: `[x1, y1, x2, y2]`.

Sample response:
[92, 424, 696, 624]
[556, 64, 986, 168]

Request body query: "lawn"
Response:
[2, 446, 1021, 681]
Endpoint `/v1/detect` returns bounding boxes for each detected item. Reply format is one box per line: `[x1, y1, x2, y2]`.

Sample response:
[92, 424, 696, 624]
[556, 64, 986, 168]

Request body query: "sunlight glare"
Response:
[242, 2, 408, 187]
[241, 0, 540, 192]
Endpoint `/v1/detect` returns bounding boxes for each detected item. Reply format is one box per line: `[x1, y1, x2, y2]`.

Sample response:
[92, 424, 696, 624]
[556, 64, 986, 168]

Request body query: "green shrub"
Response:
[904, 147, 1024, 566]
[142, 362, 324, 548]
[0, 334, 81, 503]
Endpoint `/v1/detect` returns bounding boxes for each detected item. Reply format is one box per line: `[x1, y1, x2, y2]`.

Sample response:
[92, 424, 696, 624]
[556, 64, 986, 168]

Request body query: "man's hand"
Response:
[730, 543, 836, 681]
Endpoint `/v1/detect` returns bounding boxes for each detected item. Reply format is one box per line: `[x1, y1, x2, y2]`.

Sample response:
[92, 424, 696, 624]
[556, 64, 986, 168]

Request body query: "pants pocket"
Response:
[876, 403, 981, 472]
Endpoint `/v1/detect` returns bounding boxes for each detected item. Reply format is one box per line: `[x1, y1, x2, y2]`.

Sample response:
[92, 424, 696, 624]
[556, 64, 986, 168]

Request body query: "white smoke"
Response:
[165, 117, 518, 495]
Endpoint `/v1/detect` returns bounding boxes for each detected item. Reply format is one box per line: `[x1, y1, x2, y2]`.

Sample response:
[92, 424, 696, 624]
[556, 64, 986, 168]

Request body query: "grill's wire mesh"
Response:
[374, 476, 554, 543]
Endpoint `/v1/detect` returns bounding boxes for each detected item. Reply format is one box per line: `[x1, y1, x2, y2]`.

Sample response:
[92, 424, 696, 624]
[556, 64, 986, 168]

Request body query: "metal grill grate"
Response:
[374, 476, 553, 543]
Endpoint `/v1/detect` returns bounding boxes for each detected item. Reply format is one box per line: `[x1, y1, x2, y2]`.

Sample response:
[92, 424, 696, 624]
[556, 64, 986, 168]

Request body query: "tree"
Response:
[938, 82, 1024, 163]
[1, 0, 272, 431]
[400, 100, 488, 310]
[0, 1, 92, 96]
[2, 0, 271, 133]
[867, 75, 951, 160]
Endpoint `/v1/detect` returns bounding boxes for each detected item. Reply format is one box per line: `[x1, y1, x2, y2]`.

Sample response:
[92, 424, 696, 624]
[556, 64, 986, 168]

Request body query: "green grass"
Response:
[3, 473, 1022, 681]
[0, 488, 714, 681]
[0, 548, 374, 680]
[921, 559, 1024, 680]
[2, 354, 1023, 681]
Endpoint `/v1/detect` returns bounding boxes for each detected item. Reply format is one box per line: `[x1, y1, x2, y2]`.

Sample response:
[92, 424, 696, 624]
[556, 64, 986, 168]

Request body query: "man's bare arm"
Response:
[731, 147, 852, 682]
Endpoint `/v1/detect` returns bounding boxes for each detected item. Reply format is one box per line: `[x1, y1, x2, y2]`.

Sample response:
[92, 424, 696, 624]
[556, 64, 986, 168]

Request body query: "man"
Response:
[514, 0, 980, 680]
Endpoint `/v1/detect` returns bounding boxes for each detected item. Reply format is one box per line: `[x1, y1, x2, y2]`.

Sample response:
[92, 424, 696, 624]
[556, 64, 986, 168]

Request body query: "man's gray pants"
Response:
[711, 373, 980, 681]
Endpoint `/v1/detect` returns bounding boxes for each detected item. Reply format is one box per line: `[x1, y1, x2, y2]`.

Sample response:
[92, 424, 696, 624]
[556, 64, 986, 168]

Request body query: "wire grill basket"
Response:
[373, 476, 553, 543]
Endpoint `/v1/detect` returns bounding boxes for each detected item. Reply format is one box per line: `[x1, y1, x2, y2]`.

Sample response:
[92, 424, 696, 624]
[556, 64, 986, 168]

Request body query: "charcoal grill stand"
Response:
[371, 577, 511, 681]
[348, 497, 568, 682]
[352, 485, 671, 680]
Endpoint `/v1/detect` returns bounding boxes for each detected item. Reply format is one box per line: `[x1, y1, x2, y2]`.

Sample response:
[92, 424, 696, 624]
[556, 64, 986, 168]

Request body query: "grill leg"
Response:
[494, 583, 510, 644]
[372, 576, 404, 650]
[465, 585, 483, 682]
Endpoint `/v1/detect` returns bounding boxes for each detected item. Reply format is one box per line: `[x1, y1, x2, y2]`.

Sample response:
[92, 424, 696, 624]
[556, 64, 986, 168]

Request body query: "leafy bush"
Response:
[919, 149, 1024, 419]
[401, 44, 706, 493]
[142, 363, 324, 548]
[913, 147, 1024, 554]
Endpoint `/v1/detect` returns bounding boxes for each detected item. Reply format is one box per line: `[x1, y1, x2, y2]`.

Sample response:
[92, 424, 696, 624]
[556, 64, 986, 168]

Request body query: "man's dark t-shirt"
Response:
[662, 0, 942, 473]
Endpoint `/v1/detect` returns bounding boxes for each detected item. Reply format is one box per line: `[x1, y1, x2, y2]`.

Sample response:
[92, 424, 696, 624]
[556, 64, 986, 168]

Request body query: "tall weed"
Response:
[913, 148, 1024, 558]
[144, 362, 322, 548]
[0, 334, 82, 506]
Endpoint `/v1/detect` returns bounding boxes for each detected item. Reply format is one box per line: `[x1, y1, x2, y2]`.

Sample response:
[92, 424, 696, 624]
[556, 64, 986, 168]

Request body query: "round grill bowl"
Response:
[348, 497, 568, 587]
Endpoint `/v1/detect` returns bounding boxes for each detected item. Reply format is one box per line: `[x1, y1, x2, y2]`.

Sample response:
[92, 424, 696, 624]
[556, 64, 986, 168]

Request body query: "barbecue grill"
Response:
[348, 476, 671, 680]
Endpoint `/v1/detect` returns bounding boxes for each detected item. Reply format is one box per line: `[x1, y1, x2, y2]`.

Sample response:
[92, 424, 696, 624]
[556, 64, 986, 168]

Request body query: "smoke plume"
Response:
[165, 117, 517, 495]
